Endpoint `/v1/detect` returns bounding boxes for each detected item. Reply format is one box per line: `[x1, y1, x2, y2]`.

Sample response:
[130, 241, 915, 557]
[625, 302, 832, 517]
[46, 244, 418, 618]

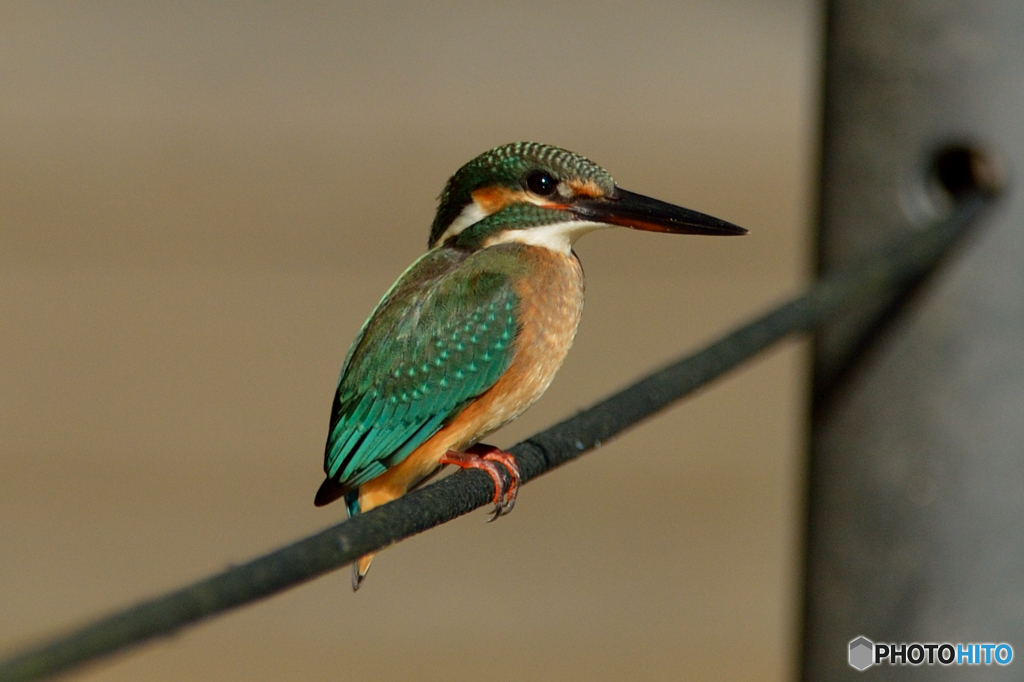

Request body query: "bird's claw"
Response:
[480, 448, 520, 521]
[441, 445, 521, 521]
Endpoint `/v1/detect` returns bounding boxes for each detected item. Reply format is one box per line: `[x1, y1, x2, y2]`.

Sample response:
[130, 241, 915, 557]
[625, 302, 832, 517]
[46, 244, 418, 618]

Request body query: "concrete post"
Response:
[804, 2, 1024, 679]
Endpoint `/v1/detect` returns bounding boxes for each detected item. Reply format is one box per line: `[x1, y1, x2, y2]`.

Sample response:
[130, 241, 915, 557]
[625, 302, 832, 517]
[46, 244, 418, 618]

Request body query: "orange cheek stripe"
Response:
[568, 179, 605, 198]
[470, 185, 580, 217]
[471, 186, 518, 214]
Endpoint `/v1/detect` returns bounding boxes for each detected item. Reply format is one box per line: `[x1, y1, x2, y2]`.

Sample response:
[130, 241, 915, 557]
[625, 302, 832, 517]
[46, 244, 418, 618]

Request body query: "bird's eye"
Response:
[526, 170, 558, 196]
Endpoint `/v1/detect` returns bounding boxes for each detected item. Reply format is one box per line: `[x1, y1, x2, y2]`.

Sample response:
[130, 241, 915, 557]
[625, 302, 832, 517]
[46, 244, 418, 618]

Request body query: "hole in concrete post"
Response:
[931, 144, 1004, 201]
[903, 142, 1005, 224]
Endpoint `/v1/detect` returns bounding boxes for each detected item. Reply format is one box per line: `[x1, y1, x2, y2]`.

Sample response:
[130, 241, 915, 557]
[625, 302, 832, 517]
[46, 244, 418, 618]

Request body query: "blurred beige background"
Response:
[0, 2, 819, 680]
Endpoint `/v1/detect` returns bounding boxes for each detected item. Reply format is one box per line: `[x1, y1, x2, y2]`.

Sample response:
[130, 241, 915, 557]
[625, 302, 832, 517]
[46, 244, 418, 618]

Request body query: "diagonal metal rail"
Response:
[0, 191, 996, 682]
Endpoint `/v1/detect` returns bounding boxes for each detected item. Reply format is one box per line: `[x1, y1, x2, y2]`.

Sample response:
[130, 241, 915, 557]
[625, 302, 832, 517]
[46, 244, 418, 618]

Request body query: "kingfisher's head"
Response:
[428, 142, 746, 253]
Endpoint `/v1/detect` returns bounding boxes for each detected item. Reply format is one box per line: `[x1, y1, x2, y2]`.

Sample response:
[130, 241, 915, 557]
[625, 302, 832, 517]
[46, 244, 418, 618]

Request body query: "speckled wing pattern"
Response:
[324, 248, 519, 491]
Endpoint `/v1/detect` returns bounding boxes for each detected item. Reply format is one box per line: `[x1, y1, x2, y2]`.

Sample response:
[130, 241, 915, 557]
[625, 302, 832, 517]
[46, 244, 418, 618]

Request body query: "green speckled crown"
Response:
[428, 142, 616, 248]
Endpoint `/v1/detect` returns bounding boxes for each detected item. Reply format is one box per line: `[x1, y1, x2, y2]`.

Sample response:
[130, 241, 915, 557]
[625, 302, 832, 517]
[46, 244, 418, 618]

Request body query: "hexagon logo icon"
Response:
[849, 636, 874, 671]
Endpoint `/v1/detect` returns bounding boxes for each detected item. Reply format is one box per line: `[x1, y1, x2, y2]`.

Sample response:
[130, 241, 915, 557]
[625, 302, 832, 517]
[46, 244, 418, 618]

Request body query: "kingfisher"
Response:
[315, 142, 746, 589]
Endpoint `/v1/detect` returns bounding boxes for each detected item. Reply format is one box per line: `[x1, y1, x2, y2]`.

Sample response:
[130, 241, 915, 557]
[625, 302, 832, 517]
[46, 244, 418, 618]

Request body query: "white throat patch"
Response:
[434, 192, 610, 255]
[482, 220, 609, 255]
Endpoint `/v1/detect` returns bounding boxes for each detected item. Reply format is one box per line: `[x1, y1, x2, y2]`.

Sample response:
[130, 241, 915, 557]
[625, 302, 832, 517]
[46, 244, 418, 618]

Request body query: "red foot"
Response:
[440, 444, 521, 520]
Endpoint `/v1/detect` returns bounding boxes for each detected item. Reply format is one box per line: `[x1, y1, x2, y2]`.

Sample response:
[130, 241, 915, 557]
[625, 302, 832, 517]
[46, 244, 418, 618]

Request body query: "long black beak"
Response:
[570, 186, 747, 236]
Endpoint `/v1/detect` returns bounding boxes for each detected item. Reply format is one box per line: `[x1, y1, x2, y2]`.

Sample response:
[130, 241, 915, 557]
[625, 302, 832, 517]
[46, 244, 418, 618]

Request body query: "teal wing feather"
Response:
[323, 248, 519, 493]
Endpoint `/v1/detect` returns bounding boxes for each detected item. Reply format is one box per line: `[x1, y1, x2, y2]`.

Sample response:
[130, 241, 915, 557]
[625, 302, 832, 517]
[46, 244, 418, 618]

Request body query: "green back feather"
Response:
[324, 245, 522, 491]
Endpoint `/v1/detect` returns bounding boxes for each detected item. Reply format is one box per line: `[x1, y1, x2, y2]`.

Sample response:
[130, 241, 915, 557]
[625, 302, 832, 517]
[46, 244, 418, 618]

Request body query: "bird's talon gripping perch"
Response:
[441, 445, 520, 521]
[480, 447, 521, 518]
